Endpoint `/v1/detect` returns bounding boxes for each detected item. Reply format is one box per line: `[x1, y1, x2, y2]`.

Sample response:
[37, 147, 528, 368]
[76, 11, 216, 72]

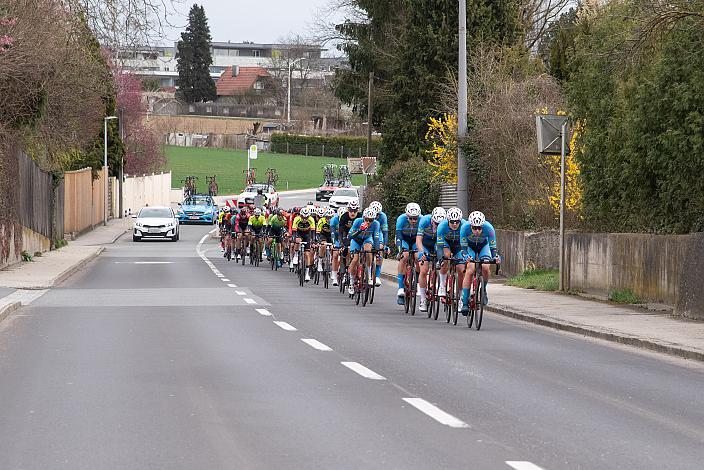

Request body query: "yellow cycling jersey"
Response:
[316, 217, 331, 234]
[292, 215, 315, 232]
[248, 215, 267, 227]
[218, 212, 224, 224]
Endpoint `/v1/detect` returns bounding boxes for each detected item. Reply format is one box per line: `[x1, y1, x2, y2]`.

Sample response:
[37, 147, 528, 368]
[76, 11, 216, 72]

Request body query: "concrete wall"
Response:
[122, 172, 172, 216]
[496, 229, 559, 277]
[565, 232, 690, 305]
[676, 233, 704, 320]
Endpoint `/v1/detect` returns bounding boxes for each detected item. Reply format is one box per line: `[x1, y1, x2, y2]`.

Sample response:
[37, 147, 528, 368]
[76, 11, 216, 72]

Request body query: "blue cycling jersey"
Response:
[349, 218, 381, 248]
[417, 215, 438, 248]
[436, 219, 467, 251]
[395, 213, 421, 245]
[460, 220, 497, 258]
[330, 215, 339, 243]
[375, 211, 389, 245]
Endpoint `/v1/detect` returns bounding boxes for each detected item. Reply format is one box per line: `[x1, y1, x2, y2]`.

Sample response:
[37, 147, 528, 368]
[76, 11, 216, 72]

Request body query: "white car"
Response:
[236, 183, 280, 208]
[329, 188, 360, 210]
[132, 206, 180, 242]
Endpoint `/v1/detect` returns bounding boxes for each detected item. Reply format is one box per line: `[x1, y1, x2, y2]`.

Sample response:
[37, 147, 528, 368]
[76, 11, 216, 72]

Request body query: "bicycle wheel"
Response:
[410, 267, 418, 316]
[445, 274, 453, 323]
[241, 242, 246, 266]
[475, 277, 485, 330]
[362, 265, 370, 307]
[270, 242, 276, 270]
[404, 271, 411, 314]
[451, 282, 459, 326]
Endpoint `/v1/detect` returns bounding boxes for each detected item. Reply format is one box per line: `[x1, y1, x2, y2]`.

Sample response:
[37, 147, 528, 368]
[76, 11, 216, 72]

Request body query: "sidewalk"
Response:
[379, 258, 704, 362]
[0, 218, 131, 290]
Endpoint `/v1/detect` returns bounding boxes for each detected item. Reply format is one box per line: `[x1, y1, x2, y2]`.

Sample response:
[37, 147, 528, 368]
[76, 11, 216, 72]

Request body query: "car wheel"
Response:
[133, 235, 140, 242]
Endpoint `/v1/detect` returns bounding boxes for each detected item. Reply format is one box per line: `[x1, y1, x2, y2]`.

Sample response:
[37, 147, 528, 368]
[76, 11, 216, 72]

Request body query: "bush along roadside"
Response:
[609, 288, 645, 304]
[506, 269, 559, 291]
[270, 133, 382, 158]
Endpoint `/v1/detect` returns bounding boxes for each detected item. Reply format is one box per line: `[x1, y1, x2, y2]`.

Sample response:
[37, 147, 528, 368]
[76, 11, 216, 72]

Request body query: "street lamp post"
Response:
[104, 115, 118, 226]
[287, 57, 305, 124]
[457, 0, 469, 215]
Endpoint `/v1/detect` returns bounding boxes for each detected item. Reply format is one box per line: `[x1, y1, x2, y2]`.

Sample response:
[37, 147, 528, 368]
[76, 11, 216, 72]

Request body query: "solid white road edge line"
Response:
[244, 298, 257, 304]
[505, 462, 545, 470]
[341, 362, 386, 380]
[301, 339, 333, 351]
[256, 308, 272, 316]
[402, 398, 469, 428]
[273, 321, 297, 331]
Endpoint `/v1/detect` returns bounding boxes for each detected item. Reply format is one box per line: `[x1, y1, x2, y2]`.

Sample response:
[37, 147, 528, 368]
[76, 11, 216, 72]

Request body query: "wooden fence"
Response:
[17, 150, 53, 238]
[64, 167, 106, 235]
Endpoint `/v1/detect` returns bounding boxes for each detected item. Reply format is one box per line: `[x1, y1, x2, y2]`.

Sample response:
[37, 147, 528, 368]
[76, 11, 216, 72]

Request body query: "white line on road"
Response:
[301, 339, 333, 351]
[256, 308, 272, 316]
[114, 261, 174, 264]
[215, 273, 224, 277]
[227, 284, 238, 288]
[341, 362, 386, 380]
[506, 462, 546, 470]
[235, 290, 246, 295]
[273, 321, 297, 331]
[221, 278, 230, 282]
[2, 290, 48, 306]
[244, 298, 257, 304]
[402, 398, 469, 428]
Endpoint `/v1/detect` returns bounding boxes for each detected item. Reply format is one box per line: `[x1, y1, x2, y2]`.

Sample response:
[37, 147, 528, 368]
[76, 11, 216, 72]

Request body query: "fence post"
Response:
[305, 143, 308, 157]
[322, 144, 325, 157]
[286, 141, 289, 154]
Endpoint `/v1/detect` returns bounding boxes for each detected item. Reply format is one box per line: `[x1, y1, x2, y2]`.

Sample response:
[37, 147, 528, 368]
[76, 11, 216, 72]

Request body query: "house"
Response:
[215, 66, 277, 104]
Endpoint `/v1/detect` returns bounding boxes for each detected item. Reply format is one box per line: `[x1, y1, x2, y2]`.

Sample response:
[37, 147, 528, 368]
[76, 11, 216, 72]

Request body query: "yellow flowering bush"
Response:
[543, 119, 584, 215]
[425, 113, 457, 184]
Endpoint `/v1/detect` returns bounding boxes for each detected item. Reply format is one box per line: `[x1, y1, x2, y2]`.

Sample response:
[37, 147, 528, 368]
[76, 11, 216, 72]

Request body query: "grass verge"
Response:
[506, 269, 559, 291]
[165, 145, 365, 195]
[609, 288, 645, 304]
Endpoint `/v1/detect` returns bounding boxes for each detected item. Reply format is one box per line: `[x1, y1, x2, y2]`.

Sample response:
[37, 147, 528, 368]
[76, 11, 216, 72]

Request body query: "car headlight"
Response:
[177, 210, 184, 215]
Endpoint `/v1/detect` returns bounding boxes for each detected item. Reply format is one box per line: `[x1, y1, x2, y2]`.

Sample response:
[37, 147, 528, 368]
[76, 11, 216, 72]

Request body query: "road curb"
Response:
[381, 270, 704, 362]
[0, 301, 21, 325]
[51, 247, 105, 288]
[485, 304, 704, 362]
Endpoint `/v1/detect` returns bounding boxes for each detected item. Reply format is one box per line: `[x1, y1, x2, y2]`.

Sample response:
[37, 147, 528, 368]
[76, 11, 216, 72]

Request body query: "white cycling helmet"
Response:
[369, 201, 383, 214]
[316, 205, 326, 217]
[254, 208, 262, 216]
[363, 207, 376, 219]
[325, 206, 335, 217]
[348, 199, 360, 210]
[431, 207, 447, 224]
[447, 207, 463, 222]
[468, 211, 486, 227]
[405, 202, 422, 218]
[337, 207, 346, 217]
[300, 206, 312, 217]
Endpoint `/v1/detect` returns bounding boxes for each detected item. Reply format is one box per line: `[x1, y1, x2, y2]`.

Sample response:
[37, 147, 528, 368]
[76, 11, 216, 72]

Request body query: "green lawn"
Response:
[165, 145, 365, 195]
[506, 269, 559, 291]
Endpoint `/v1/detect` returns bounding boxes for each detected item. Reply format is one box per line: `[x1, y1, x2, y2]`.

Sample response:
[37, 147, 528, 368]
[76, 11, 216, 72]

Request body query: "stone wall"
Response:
[496, 229, 559, 277]
[565, 232, 690, 306]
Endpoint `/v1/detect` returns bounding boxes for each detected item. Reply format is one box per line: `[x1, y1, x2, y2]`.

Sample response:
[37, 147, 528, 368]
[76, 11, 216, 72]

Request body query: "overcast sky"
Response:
[162, 0, 342, 48]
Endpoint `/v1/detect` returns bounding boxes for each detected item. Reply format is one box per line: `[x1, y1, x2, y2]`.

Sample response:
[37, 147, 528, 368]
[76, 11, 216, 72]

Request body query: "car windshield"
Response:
[333, 189, 358, 197]
[245, 185, 270, 193]
[184, 197, 210, 206]
[139, 208, 172, 218]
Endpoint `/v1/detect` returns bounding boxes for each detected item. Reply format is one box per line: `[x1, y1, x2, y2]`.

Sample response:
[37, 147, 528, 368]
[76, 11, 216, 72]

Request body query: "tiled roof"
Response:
[216, 66, 271, 96]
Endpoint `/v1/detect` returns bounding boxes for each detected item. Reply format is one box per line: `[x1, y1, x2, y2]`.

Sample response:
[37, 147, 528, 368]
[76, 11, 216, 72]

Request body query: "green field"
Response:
[165, 145, 364, 195]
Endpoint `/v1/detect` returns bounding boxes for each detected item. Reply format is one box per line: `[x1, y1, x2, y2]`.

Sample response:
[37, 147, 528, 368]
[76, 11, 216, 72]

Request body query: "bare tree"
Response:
[521, 0, 575, 50]
[627, 0, 704, 53]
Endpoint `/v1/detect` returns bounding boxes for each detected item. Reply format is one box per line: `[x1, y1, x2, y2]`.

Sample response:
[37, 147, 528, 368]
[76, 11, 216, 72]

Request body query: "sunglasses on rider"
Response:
[449, 220, 461, 224]
[471, 225, 482, 231]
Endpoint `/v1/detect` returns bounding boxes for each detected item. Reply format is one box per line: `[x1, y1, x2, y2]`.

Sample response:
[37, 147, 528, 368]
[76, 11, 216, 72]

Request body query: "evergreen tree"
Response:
[176, 5, 216, 103]
[334, 0, 521, 167]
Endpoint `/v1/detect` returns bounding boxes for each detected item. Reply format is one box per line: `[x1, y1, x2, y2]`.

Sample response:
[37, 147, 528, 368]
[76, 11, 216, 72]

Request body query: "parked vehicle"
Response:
[176, 194, 218, 224]
[132, 206, 179, 242]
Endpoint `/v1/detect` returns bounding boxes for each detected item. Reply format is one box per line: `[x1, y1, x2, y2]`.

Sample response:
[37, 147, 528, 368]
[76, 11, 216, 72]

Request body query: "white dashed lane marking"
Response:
[235, 291, 246, 296]
[402, 398, 469, 428]
[341, 362, 386, 380]
[244, 298, 257, 304]
[506, 462, 546, 470]
[301, 339, 333, 351]
[273, 321, 297, 331]
[227, 284, 237, 288]
[221, 278, 230, 282]
[256, 309, 272, 316]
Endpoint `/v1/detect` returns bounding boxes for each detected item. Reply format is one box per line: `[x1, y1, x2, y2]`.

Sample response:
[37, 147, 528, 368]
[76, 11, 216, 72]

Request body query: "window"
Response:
[230, 49, 240, 56]
[252, 50, 261, 57]
[214, 48, 229, 56]
[253, 79, 264, 90]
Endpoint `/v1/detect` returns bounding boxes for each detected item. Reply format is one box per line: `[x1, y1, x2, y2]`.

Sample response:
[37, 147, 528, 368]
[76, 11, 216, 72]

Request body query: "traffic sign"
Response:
[249, 144, 258, 160]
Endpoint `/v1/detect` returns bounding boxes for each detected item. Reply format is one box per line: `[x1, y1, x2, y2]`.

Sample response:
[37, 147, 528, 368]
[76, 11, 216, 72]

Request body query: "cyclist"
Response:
[460, 211, 499, 313]
[218, 207, 229, 253]
[395, 202, 422, 305]
[330, 206, 345, 286]
[292, 206, 316, 281]
[435, 207, 467, 302]
[316, 206, 334, 273]
[234, 206, 250, 260]
[347, 207, 381, 295]
[369, 201, 389, 286]
[247, 208, 267, 261]
[220, 207, 232, 257]
[338, 199, 362, 274]
[415, 207, 447, 312]
[267, 208, 288, 267]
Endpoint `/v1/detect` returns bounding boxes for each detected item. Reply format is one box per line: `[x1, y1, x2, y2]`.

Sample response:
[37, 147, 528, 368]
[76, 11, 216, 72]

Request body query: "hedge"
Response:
[270, 133, 382, 158]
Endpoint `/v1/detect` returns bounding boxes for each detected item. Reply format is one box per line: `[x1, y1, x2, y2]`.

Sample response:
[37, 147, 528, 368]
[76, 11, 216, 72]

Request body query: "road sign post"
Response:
[248, 144, 258, 172]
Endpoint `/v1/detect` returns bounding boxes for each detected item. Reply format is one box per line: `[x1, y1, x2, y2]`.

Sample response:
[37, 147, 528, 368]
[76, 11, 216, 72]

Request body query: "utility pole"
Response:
[118, 107, 124, 219]
[366, 72, 374, 187]
[457, 0, 469, 215]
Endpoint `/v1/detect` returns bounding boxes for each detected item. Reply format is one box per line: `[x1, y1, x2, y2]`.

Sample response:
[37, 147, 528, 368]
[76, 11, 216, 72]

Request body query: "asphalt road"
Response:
[1, 213, 704, 469]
